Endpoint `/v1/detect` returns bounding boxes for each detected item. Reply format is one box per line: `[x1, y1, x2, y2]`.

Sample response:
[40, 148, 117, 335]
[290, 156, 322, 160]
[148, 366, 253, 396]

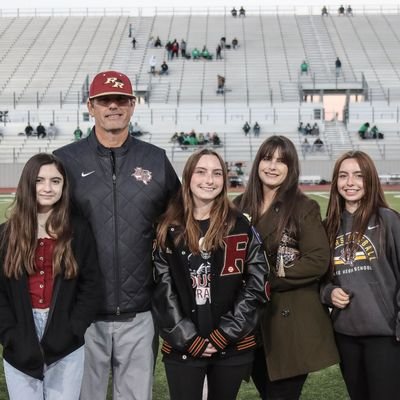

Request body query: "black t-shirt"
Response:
[188, 219, 213, 337]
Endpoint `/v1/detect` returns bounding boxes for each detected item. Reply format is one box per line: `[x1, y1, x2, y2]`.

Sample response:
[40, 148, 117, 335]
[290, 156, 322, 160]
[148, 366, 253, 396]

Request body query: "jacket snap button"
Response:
[281, 309, 290, 317]
[182, 355, 187, 360]
[181, 251, 186, 255]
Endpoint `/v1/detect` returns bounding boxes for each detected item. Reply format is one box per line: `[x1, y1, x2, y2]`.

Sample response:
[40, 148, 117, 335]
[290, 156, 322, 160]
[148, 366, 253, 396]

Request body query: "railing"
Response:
[2, 5, 400, 18]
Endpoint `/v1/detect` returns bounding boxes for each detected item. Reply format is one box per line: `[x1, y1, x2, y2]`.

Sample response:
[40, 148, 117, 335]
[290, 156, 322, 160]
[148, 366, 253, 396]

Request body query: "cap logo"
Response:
[104, 77, 124, 89]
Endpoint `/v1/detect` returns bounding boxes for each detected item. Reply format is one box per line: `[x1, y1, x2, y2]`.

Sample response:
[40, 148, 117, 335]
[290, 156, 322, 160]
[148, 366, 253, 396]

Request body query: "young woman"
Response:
[321, 151, 400, 399]
[236, 135, 339, 400]
[152, 149, 269, 400]
[0, 153, 100, 399]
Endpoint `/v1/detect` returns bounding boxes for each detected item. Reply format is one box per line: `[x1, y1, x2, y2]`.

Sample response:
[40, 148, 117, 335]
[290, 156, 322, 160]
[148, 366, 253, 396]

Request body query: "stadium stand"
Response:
[1, 6, 400, 185]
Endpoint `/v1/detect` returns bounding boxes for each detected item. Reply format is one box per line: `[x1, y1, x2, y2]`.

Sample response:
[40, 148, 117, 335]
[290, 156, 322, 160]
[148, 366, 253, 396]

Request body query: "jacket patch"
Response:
[220, 234, 248, 276]
[132, 167, 152, 185]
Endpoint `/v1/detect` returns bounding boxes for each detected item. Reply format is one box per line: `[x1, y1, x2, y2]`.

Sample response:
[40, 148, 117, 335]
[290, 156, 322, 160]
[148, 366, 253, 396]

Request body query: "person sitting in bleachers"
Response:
[346, 5, 353, 16]
[301, 137, 311, 153]
[311, 122, 320, 136]
[184, 130, 198, 146]
[36, 122, 46, 139]
[154, 36, 162, 47]
[25, 123, 34, 137]
[358, 122, 370, 139]
[212, 132, 221, 145]
[231, 7, 237, 17]
[312, 137, 324, 151]
[321, 5, 329, 16]
[242, 121, 251, 136]
[305, 122, 312, 135]
[298, 122, 305, 134]
[47, 122, 57, 139]
[201, 46, 212, 60]
[198, 132, 206, 145]
[192, 48, 200, 60]
[301, 60, 309, 75]
[239, 6, 246, 17]
[253, 122, 261, 136]
[370, 125, 384, 139]
[217, 75, 225, 94]
[338, 5, 345, 15]
[73, 126, 83, 141]
[160, 61, 169, 75]
[232, 38, 239, 49]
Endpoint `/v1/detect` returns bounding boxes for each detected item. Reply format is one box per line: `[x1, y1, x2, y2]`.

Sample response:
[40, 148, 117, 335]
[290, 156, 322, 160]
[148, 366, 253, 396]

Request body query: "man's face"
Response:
[87, 95, 135, 136]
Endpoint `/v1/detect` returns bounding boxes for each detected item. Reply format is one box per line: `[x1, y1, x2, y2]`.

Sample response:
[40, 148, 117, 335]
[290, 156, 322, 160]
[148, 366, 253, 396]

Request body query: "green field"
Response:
[1, 191, 400, 399]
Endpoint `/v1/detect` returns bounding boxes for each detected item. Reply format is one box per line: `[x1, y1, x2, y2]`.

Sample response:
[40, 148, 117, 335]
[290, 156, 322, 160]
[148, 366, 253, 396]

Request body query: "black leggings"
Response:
[335, 333, 400, 400]
[164, 361, 251, 400]
[252, 348, 307, 400]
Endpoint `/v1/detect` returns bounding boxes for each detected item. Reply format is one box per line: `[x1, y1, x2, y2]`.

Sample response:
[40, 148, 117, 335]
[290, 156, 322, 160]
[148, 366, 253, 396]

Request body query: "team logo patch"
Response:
[132, 167, 152, 185]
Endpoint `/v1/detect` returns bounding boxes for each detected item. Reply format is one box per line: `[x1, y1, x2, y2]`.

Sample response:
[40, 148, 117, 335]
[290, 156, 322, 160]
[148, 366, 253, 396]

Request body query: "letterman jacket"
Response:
[55, 130, 180, 319]
[0, 216, 100, 379]
[152, 212, 270, 361]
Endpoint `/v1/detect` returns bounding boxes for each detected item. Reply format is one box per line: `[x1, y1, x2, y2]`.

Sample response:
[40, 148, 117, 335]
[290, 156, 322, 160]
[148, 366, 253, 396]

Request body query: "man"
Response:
[300, 60, 308, 75]
[36, 122, 46, 138]
[160, 60, 169, 75]
[335, 57, 342, 76]
[54, 70, 180, 399]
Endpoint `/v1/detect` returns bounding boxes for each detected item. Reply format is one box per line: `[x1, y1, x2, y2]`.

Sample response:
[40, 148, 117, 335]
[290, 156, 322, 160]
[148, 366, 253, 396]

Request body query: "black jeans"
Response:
[335, 332, 400, 400]
[252, 348, 307, 400]
[164, 361, 251, 400]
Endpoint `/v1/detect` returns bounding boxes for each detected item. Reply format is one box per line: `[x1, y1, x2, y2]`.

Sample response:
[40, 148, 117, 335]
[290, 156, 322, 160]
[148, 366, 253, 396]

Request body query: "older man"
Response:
[55, 70, 180, 399]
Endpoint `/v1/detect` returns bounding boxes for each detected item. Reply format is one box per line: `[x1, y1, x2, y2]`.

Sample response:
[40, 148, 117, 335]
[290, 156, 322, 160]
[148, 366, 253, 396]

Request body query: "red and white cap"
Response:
[89, 71, 135, 99]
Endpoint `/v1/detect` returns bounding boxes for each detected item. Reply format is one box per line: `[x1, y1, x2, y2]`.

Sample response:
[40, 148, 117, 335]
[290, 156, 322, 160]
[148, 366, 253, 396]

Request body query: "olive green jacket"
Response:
[255, 197, 339, 381]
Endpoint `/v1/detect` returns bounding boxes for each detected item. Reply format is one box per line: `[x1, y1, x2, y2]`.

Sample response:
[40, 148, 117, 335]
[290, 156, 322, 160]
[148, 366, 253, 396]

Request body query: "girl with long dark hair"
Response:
[322, 151, 400, 399]
[152, 148, 269, 400]
[236, 135, 339, 399]
[0, 153, 100, 399]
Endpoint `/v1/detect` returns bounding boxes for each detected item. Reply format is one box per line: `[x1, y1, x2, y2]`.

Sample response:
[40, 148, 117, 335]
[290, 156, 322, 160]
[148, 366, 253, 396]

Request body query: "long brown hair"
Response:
[325, 150, 390, 251]
[238, 135, 307, 249]
[1, 153, 78, 279]
[157, 149, 236, 253]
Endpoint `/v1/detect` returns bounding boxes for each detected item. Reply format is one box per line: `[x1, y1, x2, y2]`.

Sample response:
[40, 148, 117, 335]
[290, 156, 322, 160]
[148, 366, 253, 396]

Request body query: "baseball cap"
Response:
[89, 71, 135, 99]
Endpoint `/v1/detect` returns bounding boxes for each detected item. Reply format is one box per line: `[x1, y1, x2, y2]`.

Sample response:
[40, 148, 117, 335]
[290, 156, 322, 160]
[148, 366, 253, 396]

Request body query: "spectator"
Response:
[154, 36, 162, 47]
[171, 40, 179, 58]
[184, 129, 198, 146]
[321, 5, 329, 16]
[165, 41, 173, 60]
[231, 7, 237, 17]
[311, 122, 320, 136]
[305, 123, 312, 135]
[160, 61, 169, 75]
[197, 132, 206, 145]
[73, 126, 83, 141]
[149, 55, 157, 75]
[358, 122, 370, 139]
[25, 123, 34, 137]
[47, 122, 57, 139]
[232, 37, 239, 49]
[239, 6, 246, 17]
[180, 39, 187, 58]
[132, 37, 136, 49]
[54, 70, 180, 400]
[130, 121, 142, 137]
[346, 5, 353, 16]
[301, 137, 311, 153]
[212, 132, 221, 145]
[298, 121, 305, 134]
[335, 57, 342, 76]
[253, 122, 261, 137]
[338, 4, 345, 15]
[370, 125, 384, 139]
[192, 48, 200, 60]
[312, 137, 324, 151]
[220, 37, 226, 49]
[36, 123, 46, 139]
[300, 60, 309, 75]
[217, 75, 225, 94]
[202, 46, 211, 60]
[242, 121, 251, 136]
[129, 23, 133, 37]
[216, 44, 222, 60]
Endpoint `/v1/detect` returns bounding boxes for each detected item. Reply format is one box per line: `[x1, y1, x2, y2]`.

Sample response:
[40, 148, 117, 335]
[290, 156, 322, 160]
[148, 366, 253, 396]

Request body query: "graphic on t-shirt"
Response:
[333, 232, 377, 275]
[188, 237, 211, 305]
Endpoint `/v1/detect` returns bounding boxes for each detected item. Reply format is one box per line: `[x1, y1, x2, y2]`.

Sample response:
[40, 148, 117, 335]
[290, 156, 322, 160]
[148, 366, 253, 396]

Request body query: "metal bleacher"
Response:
[1, 7, 400, 183]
